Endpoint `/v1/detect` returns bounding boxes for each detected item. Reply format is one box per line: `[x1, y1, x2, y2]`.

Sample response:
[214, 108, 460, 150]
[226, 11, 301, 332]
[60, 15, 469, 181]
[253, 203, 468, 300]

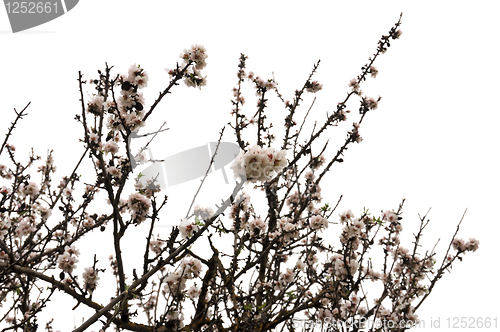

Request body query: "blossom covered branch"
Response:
[0, 15, 479, 332]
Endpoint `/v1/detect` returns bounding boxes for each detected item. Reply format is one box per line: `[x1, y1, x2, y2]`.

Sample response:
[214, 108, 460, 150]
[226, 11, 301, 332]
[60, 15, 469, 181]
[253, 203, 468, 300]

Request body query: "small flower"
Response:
[180, 44, 208, 70]
[127, 64, 149, 89]
[38, 205, 52, 221]
[107, 166, 121, 178]
[149, 238, 164, 255]
[83, 216, 95, 228]
[23, 182, 40, 197]
[230, 146, 288, 183]
[183, 69, 207, 89]
[134, 151, 148, 165]
[452, 238, 466, 252]
[1, 186, 12, 195]
[128, 192, 151, 224]
[382, 210, 398, 223]
[82, 267, 99, 294]
[180, 257, 203, 278]
[186, 285, 201, 299]
[87, 95, 105, 115]
[310, 215, 328, 230]
[465, 238, 479, 252]
[392, 29, 402, 39]
[63, 188, 72, 197]
[340, 210, 354, 223]
[104, 141, 119, 155]
[15, 219, 36, 237]
[179, 218, 199, 239]
[0, 218, 12, 241]
[348, 78, 360, 92]
[364, 96, 379, 110]
[295, 259, 306, 272]
[249, 218, 266, 235]
[58, 247, 79, 273]
[281, 268, 295, 283]
[306, 80, 323, 93]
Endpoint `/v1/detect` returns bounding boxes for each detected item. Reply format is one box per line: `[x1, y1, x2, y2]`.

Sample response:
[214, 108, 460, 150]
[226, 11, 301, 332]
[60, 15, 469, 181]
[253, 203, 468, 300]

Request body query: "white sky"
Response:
[1, 1, 499, 331]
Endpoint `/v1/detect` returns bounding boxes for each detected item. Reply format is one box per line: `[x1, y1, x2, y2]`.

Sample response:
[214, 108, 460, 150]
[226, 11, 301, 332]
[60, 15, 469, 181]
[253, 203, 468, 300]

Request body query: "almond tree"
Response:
[0, 14, 479, 332]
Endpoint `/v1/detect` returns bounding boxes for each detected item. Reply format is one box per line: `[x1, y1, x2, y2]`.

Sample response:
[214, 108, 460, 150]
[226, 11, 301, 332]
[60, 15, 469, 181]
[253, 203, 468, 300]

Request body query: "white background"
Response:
[1, 1, 499, 331]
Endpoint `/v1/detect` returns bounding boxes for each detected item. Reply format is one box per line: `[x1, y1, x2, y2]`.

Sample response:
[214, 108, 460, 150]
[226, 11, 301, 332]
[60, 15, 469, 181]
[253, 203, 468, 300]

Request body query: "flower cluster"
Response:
[0, 164, 13, 180]
[57, 245, 80, 273]
[348, 123, 363, 143]
[149, 237, 164, 255]
[305, 80, 323, 93]
[127, 64, 149, 89]
[37, 153, 57, 174]
[363, 96, 379, 110]
[250, 72, 277, 94]
[329, 253, 359, 279]
[310, 214, 328, 230]
[166, 44, 208, 89]
[230, 145, 287, 183]
[180, 45, 208, 70]
[0, 217, 11, 241]
[82, 267, 99, 294]
[127, 192, 151, 224]
[249, 217, 266, 236]
[163, 257, 203, 296]
[104, 64, 149, 132]
[18, 181, 40, 198]
[452, 237, 480, 252]
[86, 95, 105, 115]
[276, 217, 299, 242]
[179, 218, 199, 239]
[186, 285, 201, 299]
[348, 78, 361, 94]
[14, 217, 37, 237]
[228, 191, 253, 226]
[274, 268, 296, 291]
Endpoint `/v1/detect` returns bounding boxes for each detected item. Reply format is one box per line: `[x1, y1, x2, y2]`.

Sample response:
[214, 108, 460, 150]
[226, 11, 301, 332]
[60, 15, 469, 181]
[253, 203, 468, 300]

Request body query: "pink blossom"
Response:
[465, 238, 479, 252]
[104, 141, 119, 155]
[82, 267, 99, 294]
[295, 259, 306, 272]
[180, 44, 208, 70]
[452, 238, 466, 252]
[340, 210, 354, 223]
[0, 217, 11, 240]
[310, 215, 328, 230]
[249, 218, 266, 235]
[0, 186, 11, 195]
[186, 285, 201, 299]
[57, 246, 79, 273]
[23, 182, 40, 197]
[128, 192, 151, 224]
[306, 80, 323, 93]
[149, 238, 164, 255]
[15, 219, 36, 237]
[179, 218, 199, 239]
[383, 210, 398, 223]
